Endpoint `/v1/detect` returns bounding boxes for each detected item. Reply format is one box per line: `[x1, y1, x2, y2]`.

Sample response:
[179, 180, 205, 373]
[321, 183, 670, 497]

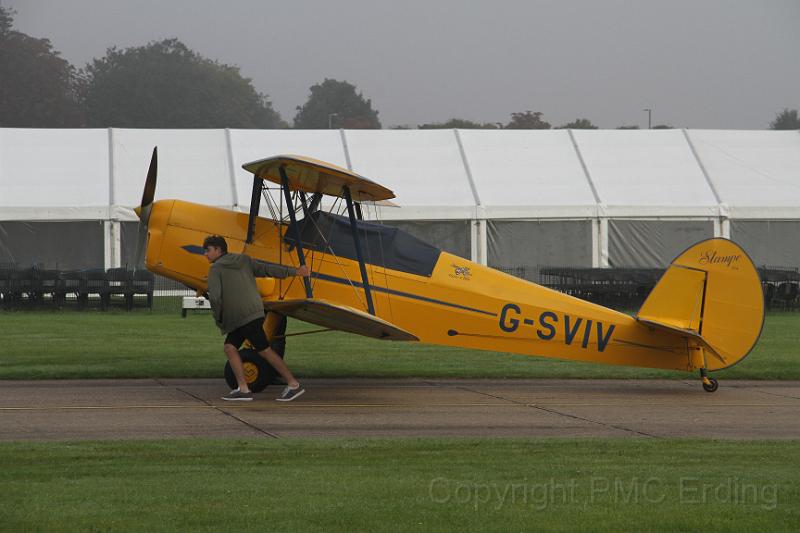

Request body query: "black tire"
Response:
[223, 349, 275, 393]
[702, 377, 719, 393]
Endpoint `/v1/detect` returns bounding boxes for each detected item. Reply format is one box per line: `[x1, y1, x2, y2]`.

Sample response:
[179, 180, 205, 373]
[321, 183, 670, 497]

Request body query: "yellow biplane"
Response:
[135, 148, 764, 393]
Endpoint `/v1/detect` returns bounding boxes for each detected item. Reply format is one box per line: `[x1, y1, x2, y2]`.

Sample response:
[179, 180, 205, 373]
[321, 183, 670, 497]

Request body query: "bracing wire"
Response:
[277, 190, 304, 299]
[370, 201, 394, 322]
[312, 199, 368, 309]
[271, 191, 367, 309]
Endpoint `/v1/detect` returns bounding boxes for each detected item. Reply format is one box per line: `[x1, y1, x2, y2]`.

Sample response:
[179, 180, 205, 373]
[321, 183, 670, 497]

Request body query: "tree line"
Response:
[1, 7, 798, 131]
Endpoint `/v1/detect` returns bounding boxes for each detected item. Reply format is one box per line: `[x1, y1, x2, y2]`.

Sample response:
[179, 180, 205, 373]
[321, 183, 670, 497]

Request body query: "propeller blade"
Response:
[140, 147, 158, 208]
[134, 147, 158, 268]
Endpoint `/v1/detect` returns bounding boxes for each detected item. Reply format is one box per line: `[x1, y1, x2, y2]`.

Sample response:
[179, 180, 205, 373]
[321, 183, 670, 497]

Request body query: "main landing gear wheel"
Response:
[702, 377, 719, 393]
[224, 349, 276, 393]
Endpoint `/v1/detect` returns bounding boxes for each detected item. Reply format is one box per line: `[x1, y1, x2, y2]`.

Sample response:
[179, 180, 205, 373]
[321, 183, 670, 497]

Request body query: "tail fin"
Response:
[636, 238, 764, 370]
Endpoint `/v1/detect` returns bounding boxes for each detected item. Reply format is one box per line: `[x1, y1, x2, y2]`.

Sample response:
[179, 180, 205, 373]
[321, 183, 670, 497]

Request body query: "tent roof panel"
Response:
[0, 128, 109, 210]
[229, 130, 348, 208]
[573, 129, 717, 207]
[344, 130, 474, 208]
[458, 129, 597, 207]
[112, 129, 231, 208]
[687, 130, 800, 209]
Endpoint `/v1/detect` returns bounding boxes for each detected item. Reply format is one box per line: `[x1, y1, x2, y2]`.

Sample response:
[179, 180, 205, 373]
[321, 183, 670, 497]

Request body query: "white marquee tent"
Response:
[1, 128, 798, 271]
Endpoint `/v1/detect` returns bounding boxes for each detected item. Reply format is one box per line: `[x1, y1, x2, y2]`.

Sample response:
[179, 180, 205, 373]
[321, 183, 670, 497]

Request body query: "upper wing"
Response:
[242, 155, 395, 202]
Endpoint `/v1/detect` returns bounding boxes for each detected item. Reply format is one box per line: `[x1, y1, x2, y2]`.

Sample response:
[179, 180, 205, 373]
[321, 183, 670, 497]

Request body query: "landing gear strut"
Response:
[700, 368, 718, 393]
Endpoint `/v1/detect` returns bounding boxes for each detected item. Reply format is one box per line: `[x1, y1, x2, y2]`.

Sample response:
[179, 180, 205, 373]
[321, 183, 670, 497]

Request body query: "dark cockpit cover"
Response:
[284, 211, 441, 277]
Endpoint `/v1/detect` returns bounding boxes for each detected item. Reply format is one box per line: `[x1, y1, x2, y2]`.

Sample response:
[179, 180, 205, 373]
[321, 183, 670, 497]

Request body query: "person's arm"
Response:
[207, 266, 224, 329]
[251, 258, 309, 279]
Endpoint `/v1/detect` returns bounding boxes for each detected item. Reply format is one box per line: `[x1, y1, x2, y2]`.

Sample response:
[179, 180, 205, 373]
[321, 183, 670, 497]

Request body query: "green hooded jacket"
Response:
[207, 253, 293, 334]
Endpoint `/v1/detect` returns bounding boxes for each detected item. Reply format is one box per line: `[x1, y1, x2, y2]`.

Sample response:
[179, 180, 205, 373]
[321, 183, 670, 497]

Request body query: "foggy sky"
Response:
[6, 0, 800, 129]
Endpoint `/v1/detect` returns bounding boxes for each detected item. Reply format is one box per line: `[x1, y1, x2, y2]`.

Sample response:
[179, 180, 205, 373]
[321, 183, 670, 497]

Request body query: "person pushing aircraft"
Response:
[203, 234, 310, 402]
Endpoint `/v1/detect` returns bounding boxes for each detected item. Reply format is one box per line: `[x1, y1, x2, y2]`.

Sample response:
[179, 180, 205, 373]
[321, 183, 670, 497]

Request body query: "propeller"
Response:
[134, 147, 158, 268]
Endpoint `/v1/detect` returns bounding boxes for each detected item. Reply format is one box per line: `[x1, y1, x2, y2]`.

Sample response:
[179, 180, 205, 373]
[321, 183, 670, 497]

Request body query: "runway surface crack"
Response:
[431, 382, 659, 439]
[174, 386, 281, 439]
[749, 388, 800, 401]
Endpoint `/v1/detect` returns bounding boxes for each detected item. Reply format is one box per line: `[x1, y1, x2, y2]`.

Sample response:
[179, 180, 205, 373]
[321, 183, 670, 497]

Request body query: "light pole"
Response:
[643, 108, 652, 129]
[328, 113, 338, 129]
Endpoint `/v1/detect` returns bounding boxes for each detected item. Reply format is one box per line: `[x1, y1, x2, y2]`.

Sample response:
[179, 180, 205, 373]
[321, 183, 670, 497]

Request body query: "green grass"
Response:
[0, 438, 797, 532]
[0, 310, 798, 380]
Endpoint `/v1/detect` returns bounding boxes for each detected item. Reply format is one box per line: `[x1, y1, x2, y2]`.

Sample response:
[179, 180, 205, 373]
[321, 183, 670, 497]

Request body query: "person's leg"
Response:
[224, 343, 251, 392]
[257, 347, 299, 389]
[244, 317, 300, 390]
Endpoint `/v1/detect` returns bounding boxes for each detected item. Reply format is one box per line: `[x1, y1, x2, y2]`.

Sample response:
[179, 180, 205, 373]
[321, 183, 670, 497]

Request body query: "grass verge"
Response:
[0, 311, 798, 380]
[0, 438, 797, 532]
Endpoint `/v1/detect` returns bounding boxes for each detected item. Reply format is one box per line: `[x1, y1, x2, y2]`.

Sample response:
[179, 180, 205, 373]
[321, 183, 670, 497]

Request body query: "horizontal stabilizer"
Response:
[264, 298, 418, 341]
[636, 318, 727, 365]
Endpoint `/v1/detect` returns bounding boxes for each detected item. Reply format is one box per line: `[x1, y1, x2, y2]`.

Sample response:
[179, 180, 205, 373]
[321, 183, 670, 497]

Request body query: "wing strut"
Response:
[343, 185, 375, 315]
[245, 176, 262, 244]
[279, 166, 313, 298]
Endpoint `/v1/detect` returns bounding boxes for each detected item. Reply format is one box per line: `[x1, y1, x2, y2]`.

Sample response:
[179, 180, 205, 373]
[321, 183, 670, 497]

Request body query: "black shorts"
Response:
[224, 317, 270, 352]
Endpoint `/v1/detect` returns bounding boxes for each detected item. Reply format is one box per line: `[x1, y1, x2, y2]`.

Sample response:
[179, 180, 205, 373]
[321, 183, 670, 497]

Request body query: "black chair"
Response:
[8, 268, 37, 307]
[79, 269, 110, 310]
[130, 270, 154, 310]
[0, 266, 13, 308]
[38, 269, 65, 307]
[60, 270, 84, 308]
[763, 283, 776, 310]
[775, 282, 799, 311]
[107, 268, 133, 310]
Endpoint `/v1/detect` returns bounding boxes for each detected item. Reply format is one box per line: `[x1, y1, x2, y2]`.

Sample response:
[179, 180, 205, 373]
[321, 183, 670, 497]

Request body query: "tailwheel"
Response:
[702, 377, 719, 393]
[700, 368, 719, 393]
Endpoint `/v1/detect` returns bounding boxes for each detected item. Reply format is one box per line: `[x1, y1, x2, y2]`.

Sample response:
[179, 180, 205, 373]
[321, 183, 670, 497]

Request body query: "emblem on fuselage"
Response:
[450, 264, 472, 281]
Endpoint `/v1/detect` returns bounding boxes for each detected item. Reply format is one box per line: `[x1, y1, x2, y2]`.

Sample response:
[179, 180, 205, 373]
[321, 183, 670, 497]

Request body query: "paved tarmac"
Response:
[1, 379, 798, 441]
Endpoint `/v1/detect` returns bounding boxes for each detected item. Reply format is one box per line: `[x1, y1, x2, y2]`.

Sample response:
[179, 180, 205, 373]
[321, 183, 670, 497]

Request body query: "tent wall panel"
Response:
[382, 220, 471, 260]
[730, 220, 800, 268]
[487, 220, 593, 269]
[0, 221, 104, 269]
[119, 221, 140, 269]
[608, 220, 714, 268]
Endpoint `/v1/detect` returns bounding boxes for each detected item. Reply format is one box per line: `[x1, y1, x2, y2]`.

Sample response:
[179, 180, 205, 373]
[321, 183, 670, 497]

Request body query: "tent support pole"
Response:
[478, 218, 487, 266]
[720, 218, 730, 239]
[599, 218, 609, 267]
[591, 218, 600, 268]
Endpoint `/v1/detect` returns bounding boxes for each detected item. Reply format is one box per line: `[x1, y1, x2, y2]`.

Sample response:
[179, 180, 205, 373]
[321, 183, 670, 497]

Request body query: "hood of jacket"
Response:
[213, 253, 247, 269]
